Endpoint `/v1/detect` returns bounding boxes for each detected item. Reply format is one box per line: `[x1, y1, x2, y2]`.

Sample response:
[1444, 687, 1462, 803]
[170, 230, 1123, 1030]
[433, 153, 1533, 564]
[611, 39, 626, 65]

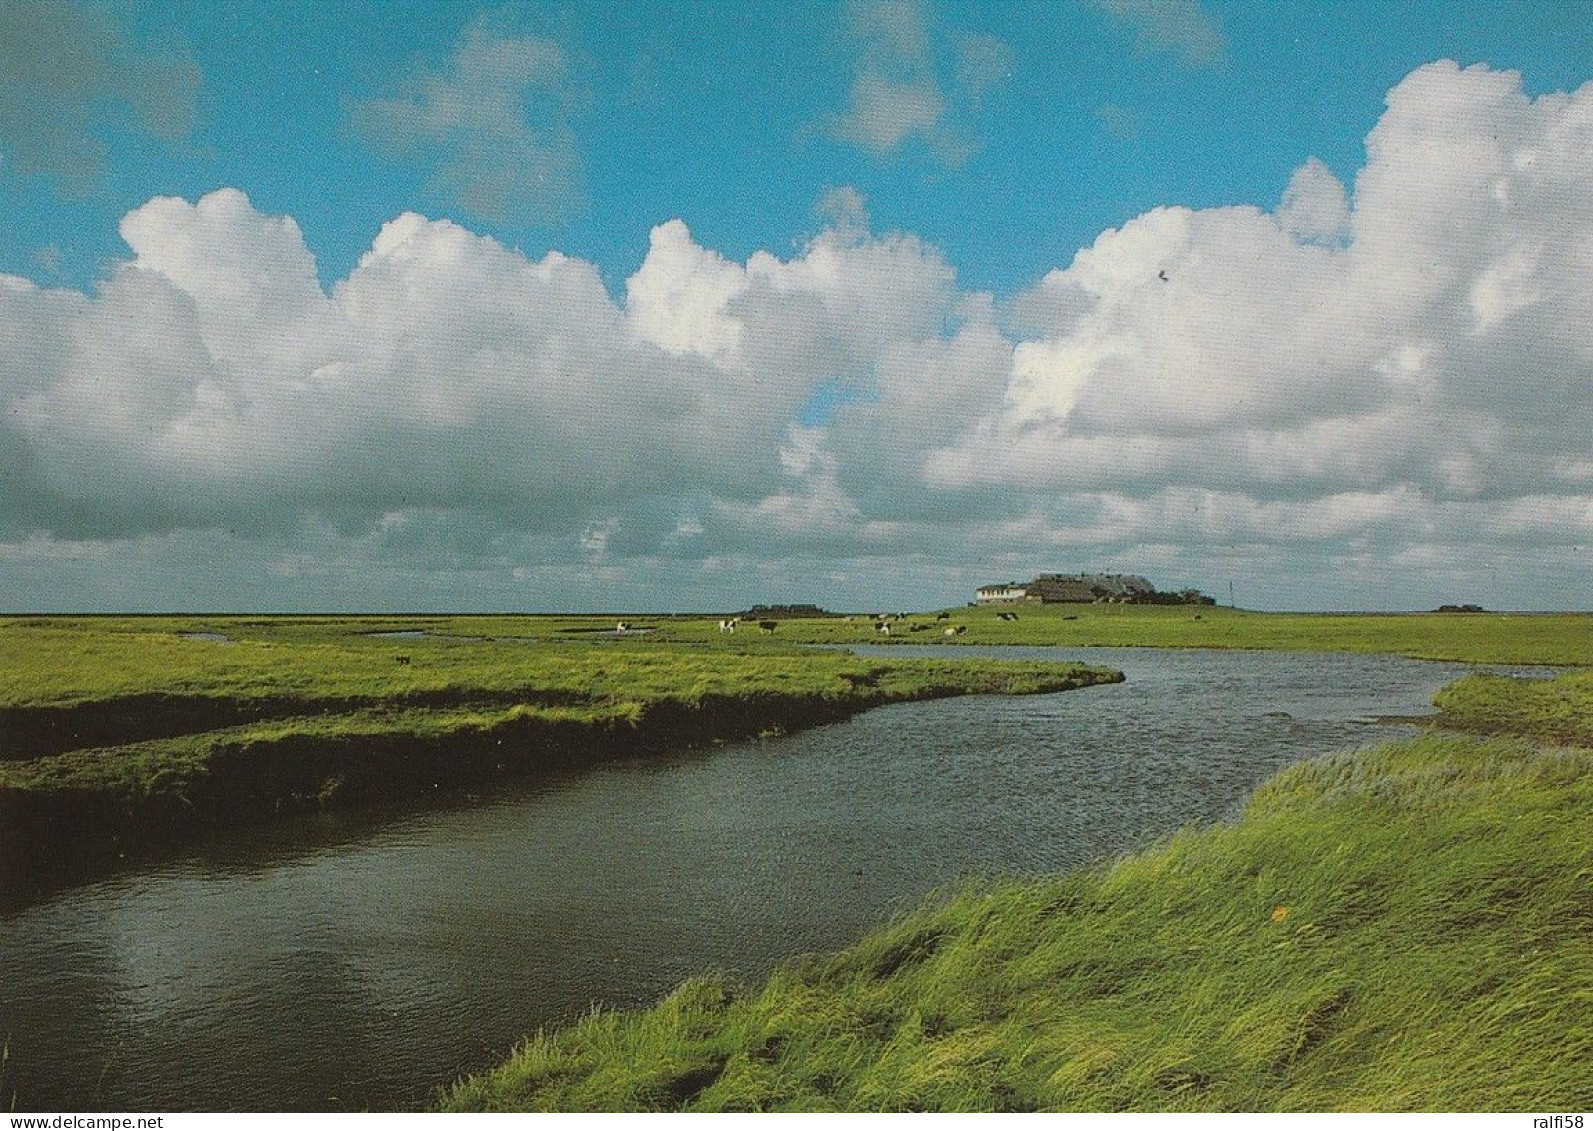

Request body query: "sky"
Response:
[1, 0, 1592, 612]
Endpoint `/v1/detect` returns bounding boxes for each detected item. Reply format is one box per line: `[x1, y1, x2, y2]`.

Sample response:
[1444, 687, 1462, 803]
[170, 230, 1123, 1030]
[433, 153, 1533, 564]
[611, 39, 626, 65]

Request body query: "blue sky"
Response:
[8, 0, 1590, 295]
[2, 0, 1593, 611]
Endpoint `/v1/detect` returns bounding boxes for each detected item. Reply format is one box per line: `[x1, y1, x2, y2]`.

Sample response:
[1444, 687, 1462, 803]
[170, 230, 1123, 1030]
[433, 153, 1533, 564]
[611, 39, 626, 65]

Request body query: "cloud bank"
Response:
[3, 62, 1592, 610]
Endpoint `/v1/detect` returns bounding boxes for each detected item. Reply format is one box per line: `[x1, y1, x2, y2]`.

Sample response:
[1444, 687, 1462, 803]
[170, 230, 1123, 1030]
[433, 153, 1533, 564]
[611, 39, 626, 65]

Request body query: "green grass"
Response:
[6, 606, 1586, 717]
[0, 657, 1113, 798]
[440, 730, 1593, 1112]
[0, 615, 742, 710]
[1436, 669, 1593, 746]
[0, 617, 1119, 837]
[645, 604, 1593, 666]
[0, 701, 607, 796]
[0, 615, 1121, 732]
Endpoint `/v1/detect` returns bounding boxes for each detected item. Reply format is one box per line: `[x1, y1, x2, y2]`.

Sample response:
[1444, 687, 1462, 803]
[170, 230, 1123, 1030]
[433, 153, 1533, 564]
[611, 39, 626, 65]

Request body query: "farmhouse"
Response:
[1027, 573, 1155, 603]
[974, 583, 1027, 603]
[976, 572, 1215, 606]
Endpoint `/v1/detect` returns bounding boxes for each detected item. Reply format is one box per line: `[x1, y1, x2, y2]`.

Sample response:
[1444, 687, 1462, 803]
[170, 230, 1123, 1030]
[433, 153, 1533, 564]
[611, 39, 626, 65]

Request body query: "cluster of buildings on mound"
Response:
[975, 573, 1215, 606]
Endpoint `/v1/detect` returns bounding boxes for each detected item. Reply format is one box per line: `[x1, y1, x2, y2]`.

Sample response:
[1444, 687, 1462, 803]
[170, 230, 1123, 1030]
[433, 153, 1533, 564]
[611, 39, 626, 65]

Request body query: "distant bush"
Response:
[738, 604, 836, 619]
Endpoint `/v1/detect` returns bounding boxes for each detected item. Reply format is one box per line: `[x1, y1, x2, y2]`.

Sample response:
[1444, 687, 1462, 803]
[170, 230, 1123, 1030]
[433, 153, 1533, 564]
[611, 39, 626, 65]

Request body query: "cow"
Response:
[936, 612, 950, 621]
[759, 620, 778, 633]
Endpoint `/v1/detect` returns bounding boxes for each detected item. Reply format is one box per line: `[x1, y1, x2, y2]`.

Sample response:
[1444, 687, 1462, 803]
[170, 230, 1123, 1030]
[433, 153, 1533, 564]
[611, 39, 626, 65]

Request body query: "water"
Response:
[0, 647, 1484, 1111]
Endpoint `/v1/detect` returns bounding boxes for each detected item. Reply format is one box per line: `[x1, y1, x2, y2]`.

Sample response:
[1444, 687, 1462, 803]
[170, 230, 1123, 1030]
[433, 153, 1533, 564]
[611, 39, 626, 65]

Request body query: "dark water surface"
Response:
[0, 647, 1505, 1111]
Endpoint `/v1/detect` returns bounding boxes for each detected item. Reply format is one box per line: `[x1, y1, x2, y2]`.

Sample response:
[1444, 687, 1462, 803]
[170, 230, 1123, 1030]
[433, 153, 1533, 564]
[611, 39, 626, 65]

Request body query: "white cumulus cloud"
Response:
[3, 62, 1593, 611]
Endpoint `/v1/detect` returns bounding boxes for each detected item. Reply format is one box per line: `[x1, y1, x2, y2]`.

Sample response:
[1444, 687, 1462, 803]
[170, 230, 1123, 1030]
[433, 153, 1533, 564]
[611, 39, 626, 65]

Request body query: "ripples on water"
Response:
[0, 647, 1490, 1111]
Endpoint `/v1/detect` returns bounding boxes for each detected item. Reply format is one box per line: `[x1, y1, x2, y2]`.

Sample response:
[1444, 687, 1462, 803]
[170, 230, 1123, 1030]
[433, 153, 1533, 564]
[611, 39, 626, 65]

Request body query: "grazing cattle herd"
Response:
[703, 610, 1001, 638]
[716, 617, 782, 634]
[701, 609, 1047, 640]
[707, 610, 987, 639]
[571, 607, 1074, 644]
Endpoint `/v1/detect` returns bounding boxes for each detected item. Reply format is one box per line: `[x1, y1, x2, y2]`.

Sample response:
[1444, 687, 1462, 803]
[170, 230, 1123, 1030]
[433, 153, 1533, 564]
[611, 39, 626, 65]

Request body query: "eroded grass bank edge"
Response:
[0, 662, 1122, 860]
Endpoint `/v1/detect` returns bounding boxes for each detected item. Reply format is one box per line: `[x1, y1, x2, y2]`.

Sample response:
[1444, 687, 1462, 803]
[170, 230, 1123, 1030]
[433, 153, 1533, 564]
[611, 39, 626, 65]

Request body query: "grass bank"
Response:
[1436, 668, 1593, 746]
[10, 608, 1585, 685]
[0, 617, 1119, 855]
[647, 604, 1593, 666]
[440, 676, 1593, 1112]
